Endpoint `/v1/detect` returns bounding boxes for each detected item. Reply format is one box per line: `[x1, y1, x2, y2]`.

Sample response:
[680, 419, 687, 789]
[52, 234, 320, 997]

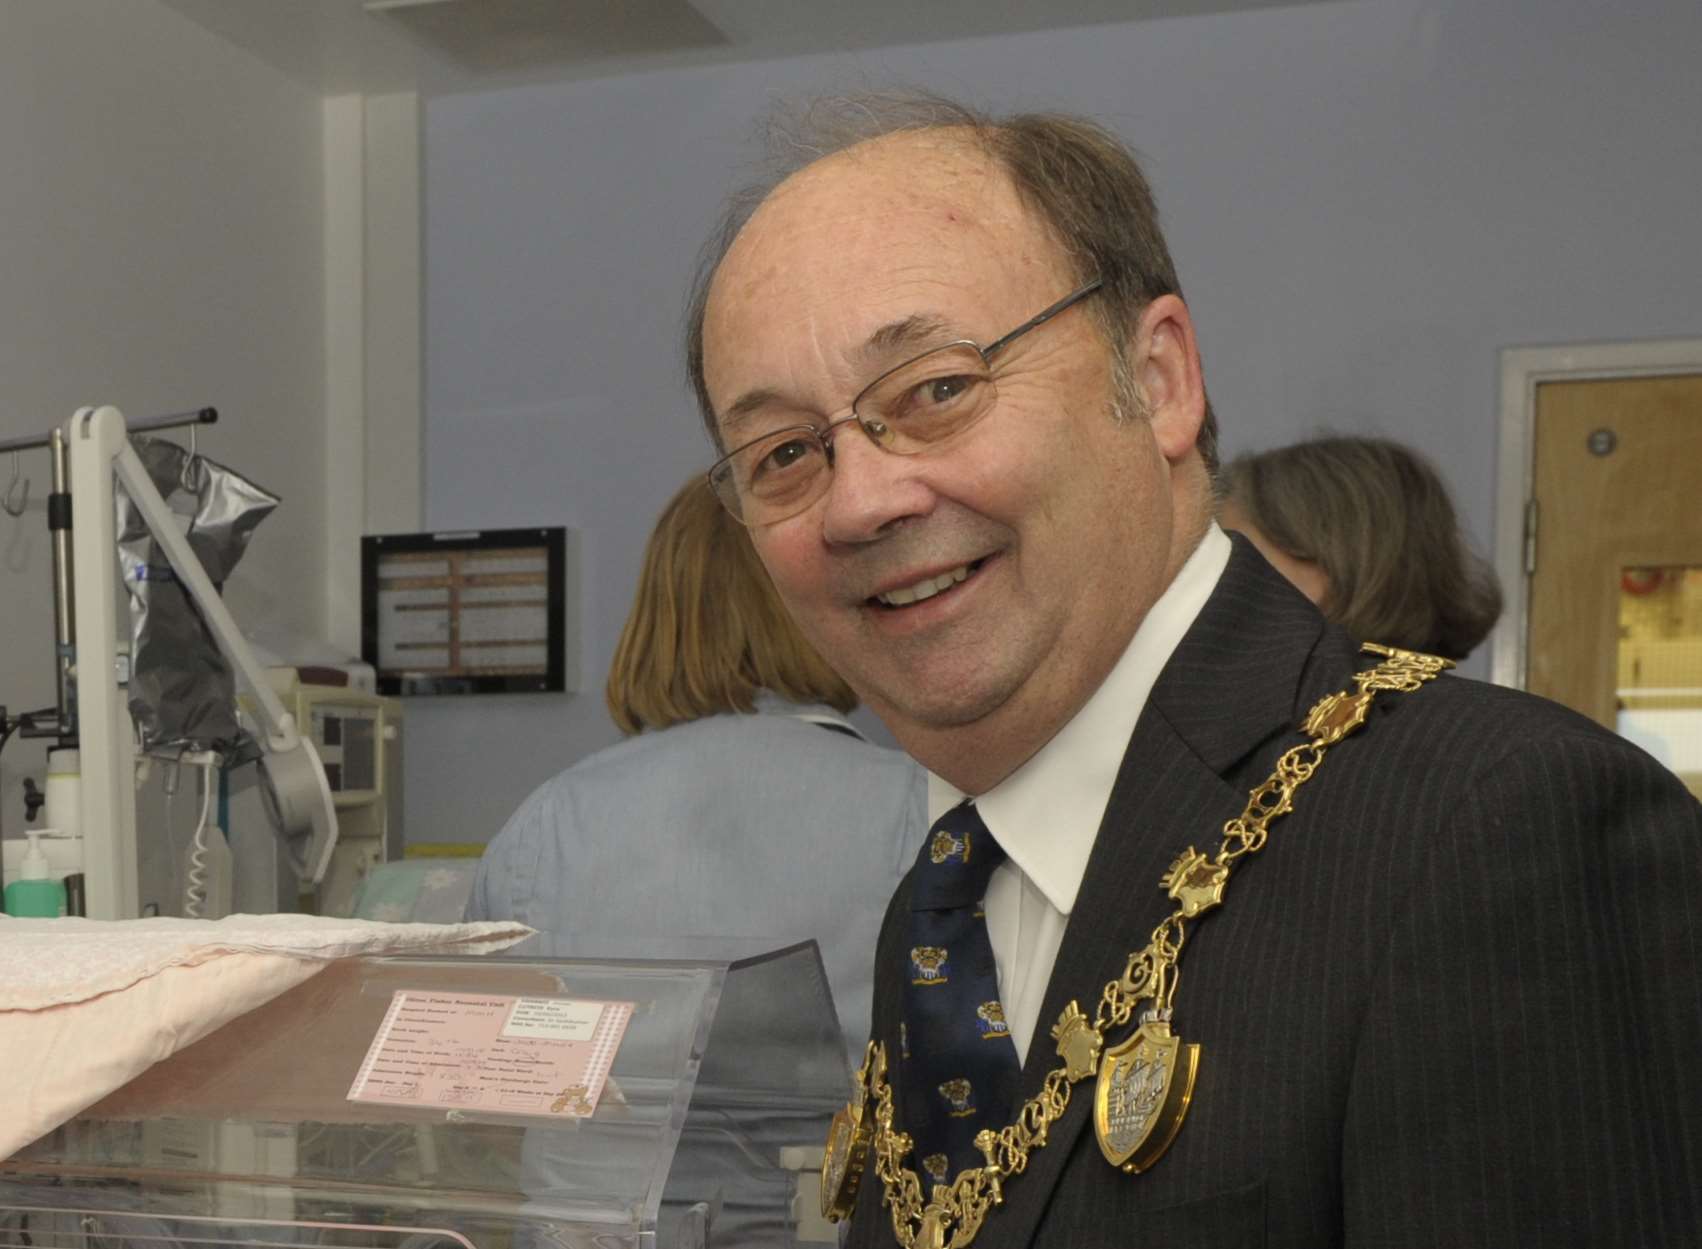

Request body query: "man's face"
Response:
[701, 132, 1198, 785]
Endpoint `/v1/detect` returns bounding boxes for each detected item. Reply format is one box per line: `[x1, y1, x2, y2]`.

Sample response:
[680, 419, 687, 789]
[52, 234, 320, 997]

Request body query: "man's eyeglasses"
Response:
[707, 278, 1104, 526]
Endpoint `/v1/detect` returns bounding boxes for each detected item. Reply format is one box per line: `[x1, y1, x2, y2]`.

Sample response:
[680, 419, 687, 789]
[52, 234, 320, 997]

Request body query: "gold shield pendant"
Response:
[821, 1046, 880, 1221]
[1093, 1020, 1199, 1173]
[821, 1103, 872, 1219]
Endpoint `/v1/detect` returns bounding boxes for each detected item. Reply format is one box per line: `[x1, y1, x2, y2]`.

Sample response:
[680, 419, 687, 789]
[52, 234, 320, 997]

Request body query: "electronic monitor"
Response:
[361, 527, 567, 696]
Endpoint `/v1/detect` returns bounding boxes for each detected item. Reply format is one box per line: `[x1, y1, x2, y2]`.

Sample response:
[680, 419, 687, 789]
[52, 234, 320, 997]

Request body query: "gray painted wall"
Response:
[414, 0, 1701, 844]
[0, 0, 326, 845]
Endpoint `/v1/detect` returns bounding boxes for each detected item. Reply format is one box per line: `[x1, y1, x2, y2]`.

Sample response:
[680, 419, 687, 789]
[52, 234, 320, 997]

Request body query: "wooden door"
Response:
[1526, 374, 1702, 797]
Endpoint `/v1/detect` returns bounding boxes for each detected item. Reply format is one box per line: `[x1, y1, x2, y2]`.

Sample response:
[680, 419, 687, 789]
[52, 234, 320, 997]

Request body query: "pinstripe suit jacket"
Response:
[846, 537, 1702, 1248]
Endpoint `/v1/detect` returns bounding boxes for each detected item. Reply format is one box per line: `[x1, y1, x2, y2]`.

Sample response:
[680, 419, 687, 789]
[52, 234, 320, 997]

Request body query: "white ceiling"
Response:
[159, 0, 1334, 97]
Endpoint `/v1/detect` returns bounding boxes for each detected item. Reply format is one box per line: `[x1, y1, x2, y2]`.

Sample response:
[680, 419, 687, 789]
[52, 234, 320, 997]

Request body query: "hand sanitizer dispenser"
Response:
[5, 831, 69, 917]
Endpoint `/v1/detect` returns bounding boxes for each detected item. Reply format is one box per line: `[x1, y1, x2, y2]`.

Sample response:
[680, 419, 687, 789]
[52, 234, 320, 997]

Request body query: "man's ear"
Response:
[1131, 294, 1206, 463]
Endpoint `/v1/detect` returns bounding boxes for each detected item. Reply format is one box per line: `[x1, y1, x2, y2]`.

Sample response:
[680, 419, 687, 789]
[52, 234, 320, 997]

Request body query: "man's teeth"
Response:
[878, 564, 972, 607]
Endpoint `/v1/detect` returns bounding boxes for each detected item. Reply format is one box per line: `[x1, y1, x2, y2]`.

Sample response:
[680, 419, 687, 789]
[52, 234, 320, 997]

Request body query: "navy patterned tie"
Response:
[899, 801, 1022, 1190]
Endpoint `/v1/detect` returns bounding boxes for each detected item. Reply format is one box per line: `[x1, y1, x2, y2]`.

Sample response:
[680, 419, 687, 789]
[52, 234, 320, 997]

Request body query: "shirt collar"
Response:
[927, 523, 1232, 915]
[751, 691, 867, 737]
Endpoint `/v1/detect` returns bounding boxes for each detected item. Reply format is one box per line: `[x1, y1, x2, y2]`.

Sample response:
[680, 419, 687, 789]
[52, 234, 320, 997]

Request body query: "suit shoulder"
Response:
[1406, 671, 1599, 729]
[1364, 670, 1620, 758]
[1350, 672, 1698, 821]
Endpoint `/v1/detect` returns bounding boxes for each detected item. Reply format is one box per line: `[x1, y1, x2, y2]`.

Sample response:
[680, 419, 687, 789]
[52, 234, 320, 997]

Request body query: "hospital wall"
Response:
[411, 0, 1701, 846]
[0, 1, 328, 839]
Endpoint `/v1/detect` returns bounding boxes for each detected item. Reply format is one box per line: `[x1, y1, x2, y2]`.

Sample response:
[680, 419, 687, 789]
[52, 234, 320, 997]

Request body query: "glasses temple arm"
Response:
[980, 278, 1105, 359]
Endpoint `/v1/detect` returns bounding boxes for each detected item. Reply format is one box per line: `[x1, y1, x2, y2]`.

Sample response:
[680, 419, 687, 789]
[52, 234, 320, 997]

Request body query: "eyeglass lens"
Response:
[715, 343, 995, 524]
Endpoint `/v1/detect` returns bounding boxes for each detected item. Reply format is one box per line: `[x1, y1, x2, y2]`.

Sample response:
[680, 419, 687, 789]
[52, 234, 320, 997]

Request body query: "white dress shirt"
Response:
[926, 524, 1232, 1062]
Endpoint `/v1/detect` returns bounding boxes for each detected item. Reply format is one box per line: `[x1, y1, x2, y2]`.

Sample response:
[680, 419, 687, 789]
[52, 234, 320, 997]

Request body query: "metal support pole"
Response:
[68, 407, 140, 919]
[48, 429, 77, 743]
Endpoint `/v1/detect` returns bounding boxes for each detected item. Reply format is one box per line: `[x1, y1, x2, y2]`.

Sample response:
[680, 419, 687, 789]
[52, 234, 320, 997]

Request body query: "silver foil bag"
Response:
[116, 436, 280, 759]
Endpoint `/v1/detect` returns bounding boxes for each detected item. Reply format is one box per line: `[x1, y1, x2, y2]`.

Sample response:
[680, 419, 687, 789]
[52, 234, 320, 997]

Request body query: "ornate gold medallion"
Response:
[821, 1104, 871, 1219]
[821, 1046, 878, 1220]
[1094, 1019, 1199, 1173]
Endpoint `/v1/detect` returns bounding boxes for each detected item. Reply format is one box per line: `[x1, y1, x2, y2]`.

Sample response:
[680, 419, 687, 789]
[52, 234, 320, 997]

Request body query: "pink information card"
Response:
[348, 991, 633, 1118]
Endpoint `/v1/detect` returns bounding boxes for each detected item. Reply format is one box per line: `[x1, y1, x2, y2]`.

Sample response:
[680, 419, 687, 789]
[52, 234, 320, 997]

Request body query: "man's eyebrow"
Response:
[714, 386, 786, 435]
[861, 314, 957, 362]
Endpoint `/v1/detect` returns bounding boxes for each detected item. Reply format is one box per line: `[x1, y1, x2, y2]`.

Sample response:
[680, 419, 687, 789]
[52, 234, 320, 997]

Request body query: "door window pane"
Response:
[1617, 564, 1702, 800]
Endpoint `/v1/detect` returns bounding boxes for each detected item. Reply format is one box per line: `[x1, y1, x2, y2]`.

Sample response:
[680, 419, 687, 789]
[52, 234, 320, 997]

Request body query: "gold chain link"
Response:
[844, 642, 1452, 1249]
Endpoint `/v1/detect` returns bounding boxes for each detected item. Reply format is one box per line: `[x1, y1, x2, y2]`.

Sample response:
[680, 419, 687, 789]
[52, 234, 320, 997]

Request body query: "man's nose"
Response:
[818, 425, 933, 545]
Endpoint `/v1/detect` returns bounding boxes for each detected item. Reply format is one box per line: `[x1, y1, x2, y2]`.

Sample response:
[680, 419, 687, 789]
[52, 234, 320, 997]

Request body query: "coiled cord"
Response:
[181, 753, 219, 919]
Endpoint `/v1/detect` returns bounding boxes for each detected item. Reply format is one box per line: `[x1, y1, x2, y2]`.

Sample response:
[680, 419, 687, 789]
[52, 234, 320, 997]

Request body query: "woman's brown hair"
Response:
[605, 476, 857, 734]
[1222, 436, 1503, 659]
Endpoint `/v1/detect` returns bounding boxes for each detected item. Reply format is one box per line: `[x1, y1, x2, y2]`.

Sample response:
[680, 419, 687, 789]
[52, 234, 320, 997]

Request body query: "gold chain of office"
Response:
[819, 641, 1453, 1249]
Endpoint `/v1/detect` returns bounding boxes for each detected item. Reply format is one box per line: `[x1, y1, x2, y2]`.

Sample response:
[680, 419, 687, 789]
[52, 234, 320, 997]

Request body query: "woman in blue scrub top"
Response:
[465, 475, 925, 1060]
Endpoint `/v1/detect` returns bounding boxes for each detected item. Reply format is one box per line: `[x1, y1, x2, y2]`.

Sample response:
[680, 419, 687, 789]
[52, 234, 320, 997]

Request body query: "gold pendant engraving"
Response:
[1094, 1020, 1199, 1173]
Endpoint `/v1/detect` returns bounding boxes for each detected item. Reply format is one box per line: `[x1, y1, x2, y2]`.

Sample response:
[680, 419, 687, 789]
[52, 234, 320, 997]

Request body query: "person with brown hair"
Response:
[465, 475, 924, 1057]
[685, 90, 1701, 1248]
[1218, 435, 1503, 659]
[605, 465, 861, 732]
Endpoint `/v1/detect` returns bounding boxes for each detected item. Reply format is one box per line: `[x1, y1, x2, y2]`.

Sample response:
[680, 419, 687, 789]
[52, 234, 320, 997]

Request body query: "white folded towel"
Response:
[0, 913, 533, 1160]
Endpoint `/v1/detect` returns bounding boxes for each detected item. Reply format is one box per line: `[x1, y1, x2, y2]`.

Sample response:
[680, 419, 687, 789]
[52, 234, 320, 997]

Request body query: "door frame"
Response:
[1492, 338, 1702, 689]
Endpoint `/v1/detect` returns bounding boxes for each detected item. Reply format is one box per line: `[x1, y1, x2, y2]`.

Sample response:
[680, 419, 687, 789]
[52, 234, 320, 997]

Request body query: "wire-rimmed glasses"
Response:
[707, 278, 1104, 526]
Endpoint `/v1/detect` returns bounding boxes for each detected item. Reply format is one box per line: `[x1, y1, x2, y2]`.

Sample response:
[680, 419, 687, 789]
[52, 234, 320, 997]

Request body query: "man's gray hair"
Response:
[683, 91, 1219, 472]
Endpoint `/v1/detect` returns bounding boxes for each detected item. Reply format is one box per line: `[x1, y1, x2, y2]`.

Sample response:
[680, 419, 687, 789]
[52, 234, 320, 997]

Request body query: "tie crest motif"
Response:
[899, 801, 1022, 1181]
[930, 827, 972, 864]
[909, 946, 950, 985]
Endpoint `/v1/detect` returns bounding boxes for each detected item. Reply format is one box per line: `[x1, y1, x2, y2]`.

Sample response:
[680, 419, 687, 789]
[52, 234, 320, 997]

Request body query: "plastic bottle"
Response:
[5, 831, 68, 918]
[44, 747, 81, 837]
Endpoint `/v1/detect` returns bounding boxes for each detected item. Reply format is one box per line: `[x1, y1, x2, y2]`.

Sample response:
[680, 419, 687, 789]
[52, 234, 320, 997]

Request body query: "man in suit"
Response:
[686, 93, 1702, 1247]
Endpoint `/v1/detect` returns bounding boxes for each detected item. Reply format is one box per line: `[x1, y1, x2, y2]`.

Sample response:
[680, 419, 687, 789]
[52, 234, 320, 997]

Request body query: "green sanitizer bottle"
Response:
[5, 831, 68, 918]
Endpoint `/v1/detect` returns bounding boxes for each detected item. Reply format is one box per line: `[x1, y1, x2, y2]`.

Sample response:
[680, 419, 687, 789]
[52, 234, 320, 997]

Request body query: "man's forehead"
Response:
[700, 128, 1070, 426]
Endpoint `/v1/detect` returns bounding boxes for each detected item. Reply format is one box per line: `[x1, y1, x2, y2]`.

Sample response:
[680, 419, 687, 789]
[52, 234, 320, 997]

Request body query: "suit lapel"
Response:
[1150, 534, 1337, 774]
[979, 537, 1328, 1248]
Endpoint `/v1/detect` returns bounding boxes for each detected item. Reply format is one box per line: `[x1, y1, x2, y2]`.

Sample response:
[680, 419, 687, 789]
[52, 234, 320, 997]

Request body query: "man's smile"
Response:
[871, 558, 987, 608]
